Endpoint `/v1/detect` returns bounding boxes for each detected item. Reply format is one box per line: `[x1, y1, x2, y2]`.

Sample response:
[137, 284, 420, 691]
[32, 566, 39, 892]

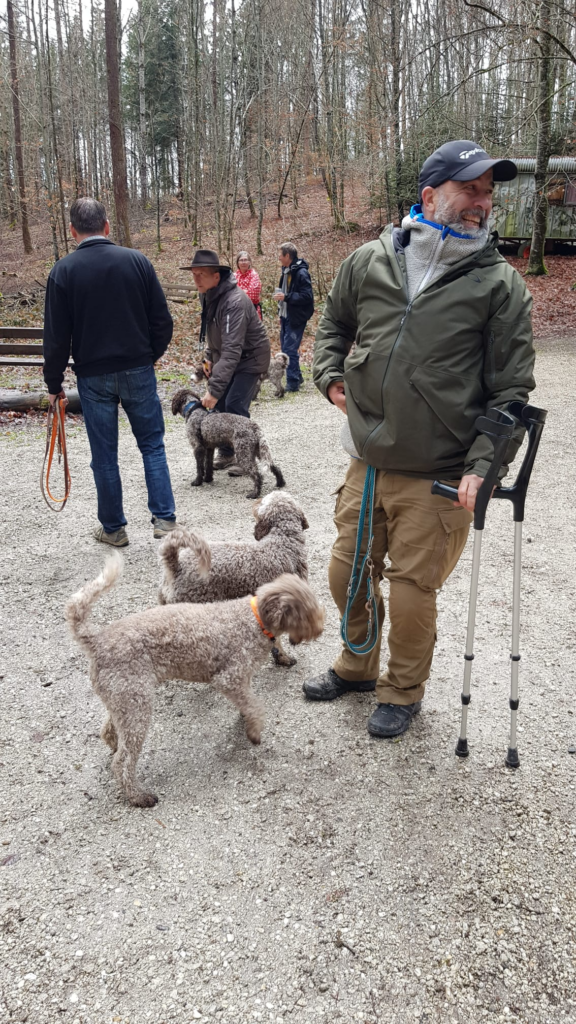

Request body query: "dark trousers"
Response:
[215, 371, 261, 457]
[280, 317, 305, 389]
[77, 365, 176, 533]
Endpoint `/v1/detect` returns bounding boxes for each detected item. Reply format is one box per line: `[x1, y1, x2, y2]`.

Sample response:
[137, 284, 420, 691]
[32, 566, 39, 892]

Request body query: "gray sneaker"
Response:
[93, 525, 129, 547]
[152, 517, 178, 539]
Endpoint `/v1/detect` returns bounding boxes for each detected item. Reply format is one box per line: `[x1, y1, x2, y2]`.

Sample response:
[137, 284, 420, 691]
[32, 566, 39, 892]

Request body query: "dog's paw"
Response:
[272, 647, 297, 668]
[246, 729, 262, 745]
[130, 790, 159, 808]
[191, 478, 203, 487]
[245, 490, 261, 500]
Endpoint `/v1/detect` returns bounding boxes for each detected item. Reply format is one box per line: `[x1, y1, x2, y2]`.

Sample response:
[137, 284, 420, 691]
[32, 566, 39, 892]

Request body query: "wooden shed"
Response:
[493, 157, 576, 255]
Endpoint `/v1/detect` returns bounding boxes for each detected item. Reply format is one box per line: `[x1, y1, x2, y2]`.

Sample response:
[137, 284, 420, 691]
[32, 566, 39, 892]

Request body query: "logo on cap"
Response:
[459, 147, 485, 160]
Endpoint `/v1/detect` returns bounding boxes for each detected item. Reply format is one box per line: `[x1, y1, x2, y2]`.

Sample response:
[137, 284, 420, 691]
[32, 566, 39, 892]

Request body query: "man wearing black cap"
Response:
[182, 249, 270, 471]
[309, 140, 535, 740]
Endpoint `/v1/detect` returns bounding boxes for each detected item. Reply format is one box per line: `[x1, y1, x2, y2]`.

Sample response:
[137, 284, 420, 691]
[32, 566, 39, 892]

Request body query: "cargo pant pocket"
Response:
[421, 507, 472, 590]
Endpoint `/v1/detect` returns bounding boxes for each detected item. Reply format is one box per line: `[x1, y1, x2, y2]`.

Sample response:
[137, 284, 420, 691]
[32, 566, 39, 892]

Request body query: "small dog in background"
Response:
[158, 491, 309, 666]
[172, 386, 285, 499]
[191, 352, 289, 399]
[254, 352, 289, 399]
[66, 555, 324, 807]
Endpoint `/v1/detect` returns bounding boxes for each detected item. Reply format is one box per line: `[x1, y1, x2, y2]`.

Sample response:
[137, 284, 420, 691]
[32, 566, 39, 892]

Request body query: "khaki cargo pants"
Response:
[330, 459, 473, 705]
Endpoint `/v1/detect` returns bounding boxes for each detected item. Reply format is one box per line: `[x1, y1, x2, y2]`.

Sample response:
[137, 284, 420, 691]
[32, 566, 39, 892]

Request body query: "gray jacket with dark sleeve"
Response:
[203, 276, 270, 399]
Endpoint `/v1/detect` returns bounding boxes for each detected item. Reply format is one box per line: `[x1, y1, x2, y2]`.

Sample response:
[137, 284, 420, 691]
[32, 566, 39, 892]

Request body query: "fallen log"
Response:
[0, 389, 82, 413]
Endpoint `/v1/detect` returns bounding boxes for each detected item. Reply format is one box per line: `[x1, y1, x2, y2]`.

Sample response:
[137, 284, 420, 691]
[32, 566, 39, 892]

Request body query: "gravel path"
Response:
[1, 348, 575, 1024]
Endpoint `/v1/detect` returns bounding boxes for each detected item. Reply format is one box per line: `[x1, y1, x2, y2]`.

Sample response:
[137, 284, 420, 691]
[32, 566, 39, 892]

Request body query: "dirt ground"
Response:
[1, 344, 575, 1024]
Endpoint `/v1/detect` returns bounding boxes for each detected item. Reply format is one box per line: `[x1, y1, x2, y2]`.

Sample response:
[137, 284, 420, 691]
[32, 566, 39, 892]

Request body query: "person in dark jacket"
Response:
[182, 249, 270, 470]
[275, 242, 314, 392]
[43, 197, 177, 547]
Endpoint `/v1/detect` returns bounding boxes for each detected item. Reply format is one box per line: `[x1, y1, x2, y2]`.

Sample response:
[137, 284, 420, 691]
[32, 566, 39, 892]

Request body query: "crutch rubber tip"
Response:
[455, 738, 469, 758]
[505, 747, 520, 769]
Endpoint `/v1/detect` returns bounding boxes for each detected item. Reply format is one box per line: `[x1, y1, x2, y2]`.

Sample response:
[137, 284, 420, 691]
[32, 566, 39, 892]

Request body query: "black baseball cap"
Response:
[418, 140, 517, 197]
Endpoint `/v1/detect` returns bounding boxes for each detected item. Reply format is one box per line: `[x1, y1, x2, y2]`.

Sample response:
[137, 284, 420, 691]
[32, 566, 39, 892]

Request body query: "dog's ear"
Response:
[257, 574, 324, 643]
[171, 390, 184, 416]
[254, 515, 271, 541]
[300, 512, 309, 531]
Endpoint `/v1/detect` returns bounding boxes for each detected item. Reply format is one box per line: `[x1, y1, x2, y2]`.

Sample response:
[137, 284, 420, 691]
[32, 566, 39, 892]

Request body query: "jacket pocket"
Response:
[408, 364, 482, 447]
[343, 345, 387, 420]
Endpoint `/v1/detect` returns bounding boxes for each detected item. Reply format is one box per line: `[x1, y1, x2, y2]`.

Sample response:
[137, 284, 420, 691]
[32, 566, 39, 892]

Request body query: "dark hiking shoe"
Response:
[93, 525, 129, 547]
[303, 668, 377, 701]
[152, 517, 178, 539]
[285, 385, 300, 393]
[367, 701, 422, 738]
[213, 453, 235, 470]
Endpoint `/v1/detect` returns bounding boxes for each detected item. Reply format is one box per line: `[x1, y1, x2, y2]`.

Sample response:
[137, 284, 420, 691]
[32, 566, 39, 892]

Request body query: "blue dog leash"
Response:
[340, 464, 379, 655]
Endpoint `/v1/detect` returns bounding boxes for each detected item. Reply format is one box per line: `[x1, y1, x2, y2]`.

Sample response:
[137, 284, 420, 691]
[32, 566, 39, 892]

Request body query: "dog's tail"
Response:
[158, 528, 211, 580]
[64, 552, 122, 654]
[257, 435, 286, 489]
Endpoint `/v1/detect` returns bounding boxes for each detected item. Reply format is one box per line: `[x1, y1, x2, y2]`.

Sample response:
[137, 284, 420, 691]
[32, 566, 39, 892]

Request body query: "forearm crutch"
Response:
[431, 402, 547, 767]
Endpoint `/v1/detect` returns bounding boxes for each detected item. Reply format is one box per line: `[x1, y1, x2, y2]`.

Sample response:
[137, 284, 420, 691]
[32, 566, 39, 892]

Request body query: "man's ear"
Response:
[104, 220, 110, 237]
[421, 184, 438, 219]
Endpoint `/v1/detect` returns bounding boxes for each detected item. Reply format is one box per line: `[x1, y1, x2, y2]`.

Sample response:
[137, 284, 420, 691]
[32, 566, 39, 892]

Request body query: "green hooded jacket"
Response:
[313, 226, 535, 479]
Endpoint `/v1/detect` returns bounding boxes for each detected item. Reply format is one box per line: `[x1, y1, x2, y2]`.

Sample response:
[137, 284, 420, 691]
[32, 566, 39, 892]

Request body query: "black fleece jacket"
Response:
[43, 237, 173, 394]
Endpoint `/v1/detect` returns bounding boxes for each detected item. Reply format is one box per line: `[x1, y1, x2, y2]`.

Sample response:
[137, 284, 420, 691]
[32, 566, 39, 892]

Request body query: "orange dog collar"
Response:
[250, 596, 275, 642]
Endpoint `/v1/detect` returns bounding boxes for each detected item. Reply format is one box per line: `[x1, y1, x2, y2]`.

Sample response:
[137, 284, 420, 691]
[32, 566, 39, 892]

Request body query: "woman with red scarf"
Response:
[235, 251, 262, 319]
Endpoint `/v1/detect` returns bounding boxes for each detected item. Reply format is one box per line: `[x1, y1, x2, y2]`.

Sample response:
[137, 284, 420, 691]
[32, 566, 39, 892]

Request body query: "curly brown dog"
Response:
[172, 386, 285, 499]
[157, 491, 309, 667]
[65, 555, 324, 807]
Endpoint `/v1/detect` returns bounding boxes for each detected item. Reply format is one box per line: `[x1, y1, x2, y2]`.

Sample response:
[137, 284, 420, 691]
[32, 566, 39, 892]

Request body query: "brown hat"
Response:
[180, 248, 231, 272]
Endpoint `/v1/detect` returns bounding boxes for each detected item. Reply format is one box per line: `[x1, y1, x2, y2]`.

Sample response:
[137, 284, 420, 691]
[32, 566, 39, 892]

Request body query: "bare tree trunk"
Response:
[31, 0, 59, 262]
[390, 0, 403, 223]
[527, 0, 553, 276]
[7, 0, 33, 254]
[104, 0, 132, 246]
[137, 0, 148, 206]
[1, 138, 17, 225]
[255, 2, 265, 256]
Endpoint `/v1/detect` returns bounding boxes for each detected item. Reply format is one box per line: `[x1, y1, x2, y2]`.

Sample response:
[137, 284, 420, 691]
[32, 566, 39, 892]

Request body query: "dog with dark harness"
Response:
[172, 385, 286, 499]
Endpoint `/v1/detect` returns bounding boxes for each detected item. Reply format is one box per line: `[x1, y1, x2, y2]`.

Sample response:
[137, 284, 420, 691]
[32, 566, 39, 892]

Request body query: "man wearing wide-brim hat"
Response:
[181, 249, 270, 470]
[309, 139, 536, 740]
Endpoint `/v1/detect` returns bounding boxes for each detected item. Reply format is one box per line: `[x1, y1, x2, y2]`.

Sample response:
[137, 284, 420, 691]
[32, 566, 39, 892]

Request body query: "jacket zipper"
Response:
[413, 228, 447, 297]
[381, 228, 450, 395]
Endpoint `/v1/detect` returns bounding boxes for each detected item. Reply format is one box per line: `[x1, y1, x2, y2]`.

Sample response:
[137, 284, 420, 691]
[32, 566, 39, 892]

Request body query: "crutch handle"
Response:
[431, 407, 515, 531]
[492, 402, 548, 522]
[430, 481, 459, 501]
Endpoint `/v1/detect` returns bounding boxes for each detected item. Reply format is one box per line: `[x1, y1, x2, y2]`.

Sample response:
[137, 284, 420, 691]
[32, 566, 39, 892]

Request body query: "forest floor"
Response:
[1, 340, 576, 1024]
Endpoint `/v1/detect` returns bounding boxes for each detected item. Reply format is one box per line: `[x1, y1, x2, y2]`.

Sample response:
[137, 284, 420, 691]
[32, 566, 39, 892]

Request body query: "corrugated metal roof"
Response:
[513, 158, 576, 172]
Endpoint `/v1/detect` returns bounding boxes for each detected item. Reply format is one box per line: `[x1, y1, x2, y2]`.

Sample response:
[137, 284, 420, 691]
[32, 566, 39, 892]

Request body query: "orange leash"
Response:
[41, 398, 71, 511]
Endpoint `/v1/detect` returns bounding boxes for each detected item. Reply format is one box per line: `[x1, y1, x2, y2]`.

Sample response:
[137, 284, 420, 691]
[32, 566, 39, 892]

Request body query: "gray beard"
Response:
[433, 195, 490, 242]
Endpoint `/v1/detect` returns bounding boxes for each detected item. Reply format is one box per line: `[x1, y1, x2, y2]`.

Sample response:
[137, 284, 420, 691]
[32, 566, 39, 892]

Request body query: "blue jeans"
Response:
[77, 365, 176, 533]
[280, 318, 305, 389]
